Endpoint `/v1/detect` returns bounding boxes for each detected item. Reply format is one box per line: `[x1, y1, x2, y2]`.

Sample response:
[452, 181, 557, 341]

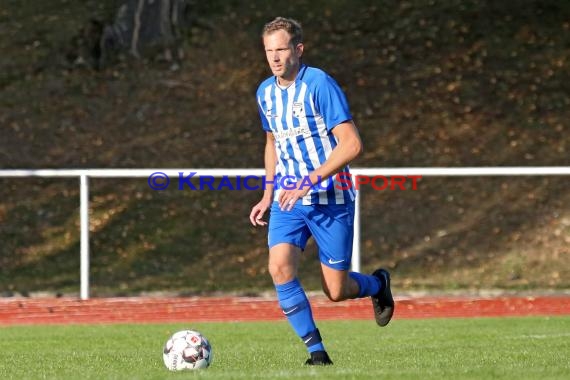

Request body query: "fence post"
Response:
[351, 189, 361, 273]
[80, 174, 90, 300]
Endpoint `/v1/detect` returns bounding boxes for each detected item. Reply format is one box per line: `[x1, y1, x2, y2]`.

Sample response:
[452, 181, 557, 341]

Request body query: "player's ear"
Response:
[295, 43, 304, 58]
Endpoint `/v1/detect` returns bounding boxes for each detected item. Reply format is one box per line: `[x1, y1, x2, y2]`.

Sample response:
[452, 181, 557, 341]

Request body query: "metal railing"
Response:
[1, 166, 569, 299]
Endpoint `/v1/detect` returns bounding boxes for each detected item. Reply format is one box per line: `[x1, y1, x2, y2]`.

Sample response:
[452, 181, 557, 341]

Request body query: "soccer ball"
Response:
[162, 330, 213, 371]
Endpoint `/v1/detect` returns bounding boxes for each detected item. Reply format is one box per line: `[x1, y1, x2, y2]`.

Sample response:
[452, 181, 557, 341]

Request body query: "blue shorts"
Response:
[268, 201, 355, 271]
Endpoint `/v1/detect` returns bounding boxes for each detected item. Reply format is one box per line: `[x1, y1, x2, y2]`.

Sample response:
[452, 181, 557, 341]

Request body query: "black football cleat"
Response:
[304, 350, 333, 366]
[371, 268, 395, 327]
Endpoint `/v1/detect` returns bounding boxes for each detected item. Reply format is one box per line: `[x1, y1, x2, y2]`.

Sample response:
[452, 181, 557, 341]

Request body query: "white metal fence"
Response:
[1, 167, 569, 300]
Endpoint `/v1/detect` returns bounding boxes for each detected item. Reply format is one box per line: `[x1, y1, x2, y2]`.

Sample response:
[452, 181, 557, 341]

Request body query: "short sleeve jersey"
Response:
[256, 64, 356, 205]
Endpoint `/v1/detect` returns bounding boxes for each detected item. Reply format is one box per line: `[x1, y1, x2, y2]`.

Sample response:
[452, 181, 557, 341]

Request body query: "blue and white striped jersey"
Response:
[256, 64, 356, 205]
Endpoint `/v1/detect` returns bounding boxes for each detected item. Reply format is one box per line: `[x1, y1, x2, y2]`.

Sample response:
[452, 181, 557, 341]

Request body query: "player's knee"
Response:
[267, 261, 279, 279]
[268, 262, 295, 284]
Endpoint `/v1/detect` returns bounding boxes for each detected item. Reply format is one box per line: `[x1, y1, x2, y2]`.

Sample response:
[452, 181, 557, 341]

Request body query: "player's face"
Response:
[263, 29, 303, 85]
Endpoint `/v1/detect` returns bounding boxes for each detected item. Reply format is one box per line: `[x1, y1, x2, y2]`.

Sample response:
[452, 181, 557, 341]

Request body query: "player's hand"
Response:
[249, 198, 271, 226]
[278, 183, 310, 211]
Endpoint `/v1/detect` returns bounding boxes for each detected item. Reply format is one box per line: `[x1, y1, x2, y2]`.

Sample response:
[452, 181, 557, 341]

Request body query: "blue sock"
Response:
[275, 279, 325, 353]
[349, 272, 381, 298]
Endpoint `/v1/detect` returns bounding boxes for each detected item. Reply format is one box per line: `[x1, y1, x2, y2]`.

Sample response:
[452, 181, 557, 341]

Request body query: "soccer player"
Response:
[249, 17, 394, 366]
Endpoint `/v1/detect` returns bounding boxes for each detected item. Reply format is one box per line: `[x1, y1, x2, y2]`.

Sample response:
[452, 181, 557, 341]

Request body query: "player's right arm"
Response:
[249, 132, 276, 226]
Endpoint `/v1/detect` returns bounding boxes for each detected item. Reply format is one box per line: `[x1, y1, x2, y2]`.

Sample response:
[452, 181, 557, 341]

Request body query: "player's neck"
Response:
[277, 65, 300, 87]
[277, 76, 295, 88]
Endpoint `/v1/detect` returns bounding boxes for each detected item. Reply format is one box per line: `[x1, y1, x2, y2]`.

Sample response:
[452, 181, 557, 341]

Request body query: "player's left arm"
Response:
[277, 121, 362, 210]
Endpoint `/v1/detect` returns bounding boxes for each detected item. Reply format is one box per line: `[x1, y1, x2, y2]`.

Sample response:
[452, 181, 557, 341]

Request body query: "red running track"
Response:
[0, 295, 569, 325]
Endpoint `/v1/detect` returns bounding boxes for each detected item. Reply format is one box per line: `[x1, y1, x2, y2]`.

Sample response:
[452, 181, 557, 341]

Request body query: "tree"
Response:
[68, 0, 190, 70]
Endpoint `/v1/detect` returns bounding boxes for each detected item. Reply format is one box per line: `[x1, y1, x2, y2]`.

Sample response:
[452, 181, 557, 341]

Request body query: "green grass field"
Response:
[1, 317, 569, 379]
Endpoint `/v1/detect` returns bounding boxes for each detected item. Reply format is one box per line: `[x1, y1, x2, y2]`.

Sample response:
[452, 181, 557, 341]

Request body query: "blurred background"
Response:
[0, 0, 569, 296]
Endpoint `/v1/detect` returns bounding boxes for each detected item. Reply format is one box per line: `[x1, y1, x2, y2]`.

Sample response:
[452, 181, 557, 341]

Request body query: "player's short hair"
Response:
[262, 17, 303, 46]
